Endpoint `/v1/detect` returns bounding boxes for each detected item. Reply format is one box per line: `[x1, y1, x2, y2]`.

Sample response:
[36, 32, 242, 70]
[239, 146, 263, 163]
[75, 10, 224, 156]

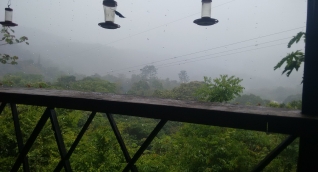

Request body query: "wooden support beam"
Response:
[54, 112, 96, 172]
[49, 108, 72, 172]
[10, 104, 30, 172]
[123, 120, 167, 172]
[0, 102, 6, 114]
[0, 89, 313, 135]
[107, 113, 138, 172]
[11, 108, 50, 172]
[298, 0, 318, 171]
[252, 135, 297, 172]
[302, 0, 318, 115]
[297, 136, 318, 172]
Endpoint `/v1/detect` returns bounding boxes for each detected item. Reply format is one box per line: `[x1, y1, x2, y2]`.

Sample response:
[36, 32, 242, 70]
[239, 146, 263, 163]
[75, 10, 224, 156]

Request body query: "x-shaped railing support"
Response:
[0, 102, 297, 172]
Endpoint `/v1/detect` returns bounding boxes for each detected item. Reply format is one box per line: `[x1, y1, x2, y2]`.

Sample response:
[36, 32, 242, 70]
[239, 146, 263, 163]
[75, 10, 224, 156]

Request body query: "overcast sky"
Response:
[0, 0, 307, 89]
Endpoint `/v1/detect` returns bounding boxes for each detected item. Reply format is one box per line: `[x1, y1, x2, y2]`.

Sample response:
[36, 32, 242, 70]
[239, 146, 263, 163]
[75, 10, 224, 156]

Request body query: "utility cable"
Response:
[131, 42, 288, 73]
[106, 27, 305, 74]
[154, 38, 290, 68]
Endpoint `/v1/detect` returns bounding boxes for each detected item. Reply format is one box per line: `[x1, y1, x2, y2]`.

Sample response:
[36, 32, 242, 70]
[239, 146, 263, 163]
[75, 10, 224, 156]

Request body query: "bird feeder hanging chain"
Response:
[7, 0, 11, 7]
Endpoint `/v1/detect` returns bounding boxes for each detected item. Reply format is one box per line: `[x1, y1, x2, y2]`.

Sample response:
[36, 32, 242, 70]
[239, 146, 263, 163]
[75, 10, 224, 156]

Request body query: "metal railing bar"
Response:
[251, 135, 297, 172]
[54, 111, 97, 172]
[49, 108, 72, 172]
[122, 119, 168, 172]
[0, 102, 6, 115]
[10, 104, 30, 172]
[106, 113, 138, 172]
[11, 108, 50, 172]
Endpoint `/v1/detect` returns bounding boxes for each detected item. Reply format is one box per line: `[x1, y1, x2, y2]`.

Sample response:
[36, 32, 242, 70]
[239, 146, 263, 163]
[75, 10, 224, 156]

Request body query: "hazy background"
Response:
[0, 0, 306, 93]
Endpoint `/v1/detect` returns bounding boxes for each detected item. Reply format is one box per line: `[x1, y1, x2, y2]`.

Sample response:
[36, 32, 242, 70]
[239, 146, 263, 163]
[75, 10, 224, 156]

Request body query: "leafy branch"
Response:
[0, 26, 29, 65]
[0, 54, 18, 65]
[274, 50, 304, 77]
[274, 32, 305, 77]
[196, 75, 244, 103]
[287, 32, 305, 48]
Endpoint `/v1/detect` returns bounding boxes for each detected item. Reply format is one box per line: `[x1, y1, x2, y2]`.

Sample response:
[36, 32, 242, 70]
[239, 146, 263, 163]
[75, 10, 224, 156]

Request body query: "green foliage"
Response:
[56, 75, 76, 87]
[128, 80, 151, 96]
[153, 81, 203, 101]
[149, 78, 163, 90]
[53, 76, 117, 93]
[1, 27, 29, 45]
[147, 124, 298, 172]
[233, 94, 269, 106]
[287, 32, 305, 48]
[285, 100, 302, 110]
[128, 77, 164, 96]
[283, 94, 302, 104]
[71, 114, 124, 171]
[274, 32, 305, 77]
[69, 77, 117, 93]
[0, 72, 300, 171]
[140, 65, 157, 80]
[178, 70, 189, 83]
[0, 54, 18, 65]
[1, 73, 46, 88]
[267, 101, 281, 108]
[196, 75, 244, 102]
[0, 26, 29, 65]
[266, 100, 301, 110]
[161, 78, 179, 90]
[274, 50, 304, 77]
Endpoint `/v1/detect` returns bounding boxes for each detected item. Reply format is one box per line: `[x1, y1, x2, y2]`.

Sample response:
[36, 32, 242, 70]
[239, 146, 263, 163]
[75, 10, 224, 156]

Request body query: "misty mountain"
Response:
[1, 26, 303, 99]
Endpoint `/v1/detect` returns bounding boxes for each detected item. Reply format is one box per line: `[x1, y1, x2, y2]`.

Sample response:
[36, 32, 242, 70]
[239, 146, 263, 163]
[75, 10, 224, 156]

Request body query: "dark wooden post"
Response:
[298, 0, 318, 171]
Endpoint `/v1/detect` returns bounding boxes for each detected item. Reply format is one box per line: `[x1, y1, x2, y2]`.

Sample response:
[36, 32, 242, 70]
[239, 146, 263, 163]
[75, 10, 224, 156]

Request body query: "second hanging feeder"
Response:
[194, 0, 218, 26]
[98, 0, 120, 29]
[0, 7, 18, 27]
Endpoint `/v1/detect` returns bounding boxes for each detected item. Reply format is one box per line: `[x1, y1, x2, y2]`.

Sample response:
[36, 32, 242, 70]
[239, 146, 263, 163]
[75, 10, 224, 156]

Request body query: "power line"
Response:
[145, 42, 288, 71]
[154, 38, 289, 68]
[107, 27, 305, 74]
[172, 27, 305, 59]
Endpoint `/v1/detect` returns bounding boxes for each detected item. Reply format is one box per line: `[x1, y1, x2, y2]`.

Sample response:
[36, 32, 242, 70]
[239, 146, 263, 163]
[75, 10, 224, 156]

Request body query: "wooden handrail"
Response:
[0, 88, 315, 135]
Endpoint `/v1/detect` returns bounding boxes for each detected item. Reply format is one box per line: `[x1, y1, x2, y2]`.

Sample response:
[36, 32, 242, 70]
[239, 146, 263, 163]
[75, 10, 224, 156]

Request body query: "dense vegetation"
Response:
[0, 66, 301, 171]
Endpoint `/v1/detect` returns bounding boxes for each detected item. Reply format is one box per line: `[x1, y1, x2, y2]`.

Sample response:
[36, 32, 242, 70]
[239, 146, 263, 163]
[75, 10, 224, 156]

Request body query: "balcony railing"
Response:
[0, 88, 317, 172]
[0, 0, 317, 171]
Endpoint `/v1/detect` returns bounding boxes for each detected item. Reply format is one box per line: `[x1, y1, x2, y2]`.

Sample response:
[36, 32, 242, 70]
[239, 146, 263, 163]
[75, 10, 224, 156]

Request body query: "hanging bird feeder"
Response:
[0, 7, 18, 27]
[98, 0, 125, 29]
[194, 0, 218, 26]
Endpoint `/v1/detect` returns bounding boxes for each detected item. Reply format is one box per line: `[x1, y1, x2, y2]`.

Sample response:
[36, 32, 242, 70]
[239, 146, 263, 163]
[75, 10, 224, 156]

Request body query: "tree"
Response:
[274, 32, 305, 77]
[128, 80, 151, 96]
[56, 75, 76, 87]
[0, 26, 29, 64]
[178, 70, 189, 83]
[283, 94, 302, 104]
[196, 75, 244, 102]
[69, 77, 117, 93]
[153, 81, 203, 101]
[0, 73, 46, 88]
[148, 77, 163, 90]
[140, 65, 157, 80]
[233, 94, 269, 106]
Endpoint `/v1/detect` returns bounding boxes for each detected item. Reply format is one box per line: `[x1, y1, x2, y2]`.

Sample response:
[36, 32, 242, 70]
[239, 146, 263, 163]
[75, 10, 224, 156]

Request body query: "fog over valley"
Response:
[0, 1, 311, 171]
[0, 0, 306, 101]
